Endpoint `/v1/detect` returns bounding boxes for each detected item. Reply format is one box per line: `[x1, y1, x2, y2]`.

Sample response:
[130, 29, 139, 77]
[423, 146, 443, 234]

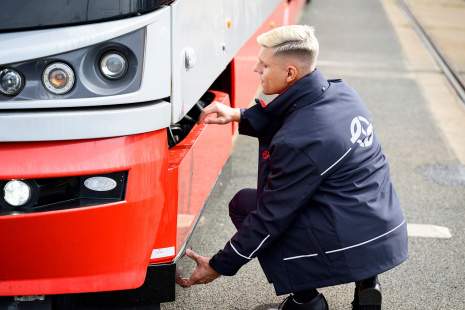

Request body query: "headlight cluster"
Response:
[0, 171, 128, 216]
[0, 52, 128, 97]
[0, 28, 144, 101]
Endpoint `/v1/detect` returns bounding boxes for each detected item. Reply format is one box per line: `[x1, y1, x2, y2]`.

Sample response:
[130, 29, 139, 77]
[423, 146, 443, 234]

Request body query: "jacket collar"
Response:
[258, 68, 329, 120]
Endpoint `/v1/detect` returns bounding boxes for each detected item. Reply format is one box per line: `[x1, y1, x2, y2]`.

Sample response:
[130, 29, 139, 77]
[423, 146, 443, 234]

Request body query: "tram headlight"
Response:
[3, 180, 31, 207]
[43, 62, 75, 94]
[0, 68, 24, 96]
[84, 176, 118, 192]
[100, 52, 128, 80]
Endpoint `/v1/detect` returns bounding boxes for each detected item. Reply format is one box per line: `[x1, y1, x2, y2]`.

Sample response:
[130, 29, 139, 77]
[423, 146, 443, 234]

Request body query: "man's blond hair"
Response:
[257, 25, 319, 70]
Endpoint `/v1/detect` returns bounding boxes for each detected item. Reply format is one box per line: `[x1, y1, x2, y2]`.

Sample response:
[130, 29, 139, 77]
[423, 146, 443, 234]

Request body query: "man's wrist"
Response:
[234, 108, 241, 123]
[205, 263, 221, 279]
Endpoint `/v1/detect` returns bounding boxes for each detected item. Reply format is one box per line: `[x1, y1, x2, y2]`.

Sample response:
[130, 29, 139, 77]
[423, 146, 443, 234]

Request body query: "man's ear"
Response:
[286, 66, 298, 83]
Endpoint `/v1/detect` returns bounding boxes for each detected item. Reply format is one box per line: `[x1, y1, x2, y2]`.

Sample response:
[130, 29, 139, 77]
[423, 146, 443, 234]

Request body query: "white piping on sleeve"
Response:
[249, 235, 270, 257]
[229, 234, 271, 260]
[229, 241, 252, 260]
[321, 147, 352, 176]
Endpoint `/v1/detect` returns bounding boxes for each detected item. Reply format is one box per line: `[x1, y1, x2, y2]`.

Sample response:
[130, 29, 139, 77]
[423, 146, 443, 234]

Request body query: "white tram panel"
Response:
[170, 0, 281, 123]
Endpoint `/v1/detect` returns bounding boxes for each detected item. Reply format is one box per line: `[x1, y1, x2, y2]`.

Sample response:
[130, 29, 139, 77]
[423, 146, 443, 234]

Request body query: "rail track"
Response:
[397, 0, 465, 104]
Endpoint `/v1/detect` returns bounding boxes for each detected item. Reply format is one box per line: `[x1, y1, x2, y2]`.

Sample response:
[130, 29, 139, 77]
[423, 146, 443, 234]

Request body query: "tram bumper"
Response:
[0, 130, 175, 297]
[0, 263, 175, 309]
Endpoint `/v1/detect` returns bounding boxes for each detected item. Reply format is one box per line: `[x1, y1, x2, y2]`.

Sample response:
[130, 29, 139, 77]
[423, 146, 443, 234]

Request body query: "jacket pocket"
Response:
[305, 227, 334, 269]
[281, 227, 334, 286]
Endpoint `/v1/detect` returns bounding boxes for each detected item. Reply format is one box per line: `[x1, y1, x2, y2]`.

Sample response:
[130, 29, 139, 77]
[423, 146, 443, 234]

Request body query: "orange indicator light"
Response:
[49, 69, 68, 88]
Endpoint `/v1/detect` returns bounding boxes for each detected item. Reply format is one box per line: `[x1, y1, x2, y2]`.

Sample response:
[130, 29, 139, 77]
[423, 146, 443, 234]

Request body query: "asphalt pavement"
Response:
[163, 0, 465, 309]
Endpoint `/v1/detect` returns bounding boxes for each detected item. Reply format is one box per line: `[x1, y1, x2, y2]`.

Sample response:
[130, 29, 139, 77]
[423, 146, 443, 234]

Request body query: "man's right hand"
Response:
[197, 101, 241, 125]
[179, 249, 221, 288]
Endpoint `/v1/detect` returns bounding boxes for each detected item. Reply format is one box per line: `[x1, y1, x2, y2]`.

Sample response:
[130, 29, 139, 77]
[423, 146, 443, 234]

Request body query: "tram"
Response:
[0, 0, 306, 308]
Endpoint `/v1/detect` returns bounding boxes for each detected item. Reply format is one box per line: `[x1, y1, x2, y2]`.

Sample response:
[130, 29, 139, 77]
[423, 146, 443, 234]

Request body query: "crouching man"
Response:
[177, 25, 408, 310]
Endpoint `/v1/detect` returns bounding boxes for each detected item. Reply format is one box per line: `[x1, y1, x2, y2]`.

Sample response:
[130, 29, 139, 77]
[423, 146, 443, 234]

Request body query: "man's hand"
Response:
[175, 268, 188, 287]
[181, 249, 221, 287]
[197, 101, 241, 125]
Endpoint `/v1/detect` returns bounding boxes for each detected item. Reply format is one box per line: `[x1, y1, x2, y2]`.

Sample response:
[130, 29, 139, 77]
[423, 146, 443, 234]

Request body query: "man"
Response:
[177, 25, 408, 310]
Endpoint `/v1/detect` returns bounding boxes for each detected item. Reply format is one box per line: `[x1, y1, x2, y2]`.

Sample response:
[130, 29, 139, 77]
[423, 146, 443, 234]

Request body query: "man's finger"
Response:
[204, 116, 227, 125]
[197, 111, 207, 124]
[175, 269, 189, 288]
[185, 249, 201, 263]
[184, 270, 199, 287]
[185, 275, 204, 287]
[197, 102, 220, 124]
[178, 278, 190, 288]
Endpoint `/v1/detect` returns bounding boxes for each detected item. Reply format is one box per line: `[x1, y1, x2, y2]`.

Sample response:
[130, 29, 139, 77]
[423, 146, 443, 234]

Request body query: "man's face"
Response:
[253, 47, 289, 95]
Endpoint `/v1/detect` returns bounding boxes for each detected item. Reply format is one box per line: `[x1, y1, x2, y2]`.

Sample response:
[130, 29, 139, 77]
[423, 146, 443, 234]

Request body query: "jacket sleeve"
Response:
[209, 140, 322, 276]
[238, 102, 271, 138]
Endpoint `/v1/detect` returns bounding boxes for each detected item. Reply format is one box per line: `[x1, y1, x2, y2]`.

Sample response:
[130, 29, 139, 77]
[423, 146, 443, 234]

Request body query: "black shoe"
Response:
[279, 293, 328, 310]
[352, 276, 382, 310]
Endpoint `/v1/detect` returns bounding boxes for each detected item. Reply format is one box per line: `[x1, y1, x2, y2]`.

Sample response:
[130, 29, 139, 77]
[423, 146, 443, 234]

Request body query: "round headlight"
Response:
[100, 52, 128, 80]
[0, 68, 24, 96]
[3, 180, 31, 207]
[43, 62, 75, 94]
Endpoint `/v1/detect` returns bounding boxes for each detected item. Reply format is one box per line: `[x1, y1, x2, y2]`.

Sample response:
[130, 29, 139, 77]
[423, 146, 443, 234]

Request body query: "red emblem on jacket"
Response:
[262, 150, 270, 159]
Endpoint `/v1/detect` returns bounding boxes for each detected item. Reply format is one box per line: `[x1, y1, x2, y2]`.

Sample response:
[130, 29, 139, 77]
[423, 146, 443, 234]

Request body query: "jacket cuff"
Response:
[238, 102, 270, 137]
[209, 249, 250, 276]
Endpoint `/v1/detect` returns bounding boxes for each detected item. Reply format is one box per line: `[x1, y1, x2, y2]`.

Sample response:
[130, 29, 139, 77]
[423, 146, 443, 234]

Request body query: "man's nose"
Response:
[252, 62, 261, 73]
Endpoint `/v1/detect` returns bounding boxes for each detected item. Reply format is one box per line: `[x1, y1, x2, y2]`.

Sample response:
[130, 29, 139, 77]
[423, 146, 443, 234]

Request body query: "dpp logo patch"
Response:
[262, 150, 270, 159]
[350, 116, 373, 147]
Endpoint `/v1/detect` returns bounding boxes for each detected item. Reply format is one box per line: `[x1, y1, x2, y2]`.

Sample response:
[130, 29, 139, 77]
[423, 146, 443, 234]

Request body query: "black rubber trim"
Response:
[54, 263, 175, 307]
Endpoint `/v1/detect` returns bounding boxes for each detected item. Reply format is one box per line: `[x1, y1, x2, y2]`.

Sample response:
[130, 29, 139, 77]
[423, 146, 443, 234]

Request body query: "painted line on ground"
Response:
[407, 223, 452, 238]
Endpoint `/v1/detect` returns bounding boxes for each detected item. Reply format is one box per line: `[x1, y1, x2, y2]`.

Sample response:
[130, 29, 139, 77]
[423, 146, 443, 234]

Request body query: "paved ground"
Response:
[163, 0, 465, 309]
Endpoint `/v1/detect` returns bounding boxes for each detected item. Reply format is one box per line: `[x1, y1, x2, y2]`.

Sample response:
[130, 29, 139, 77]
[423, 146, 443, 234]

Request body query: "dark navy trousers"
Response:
[228, 188, 257, 231]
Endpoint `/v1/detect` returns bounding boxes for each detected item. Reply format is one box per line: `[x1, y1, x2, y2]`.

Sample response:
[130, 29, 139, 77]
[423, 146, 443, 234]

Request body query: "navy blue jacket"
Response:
[210, 69, 408, 295]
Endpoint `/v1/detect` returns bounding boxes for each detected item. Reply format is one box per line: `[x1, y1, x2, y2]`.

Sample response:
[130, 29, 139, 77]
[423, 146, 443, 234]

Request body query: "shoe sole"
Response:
[358, 287, 382, 306]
